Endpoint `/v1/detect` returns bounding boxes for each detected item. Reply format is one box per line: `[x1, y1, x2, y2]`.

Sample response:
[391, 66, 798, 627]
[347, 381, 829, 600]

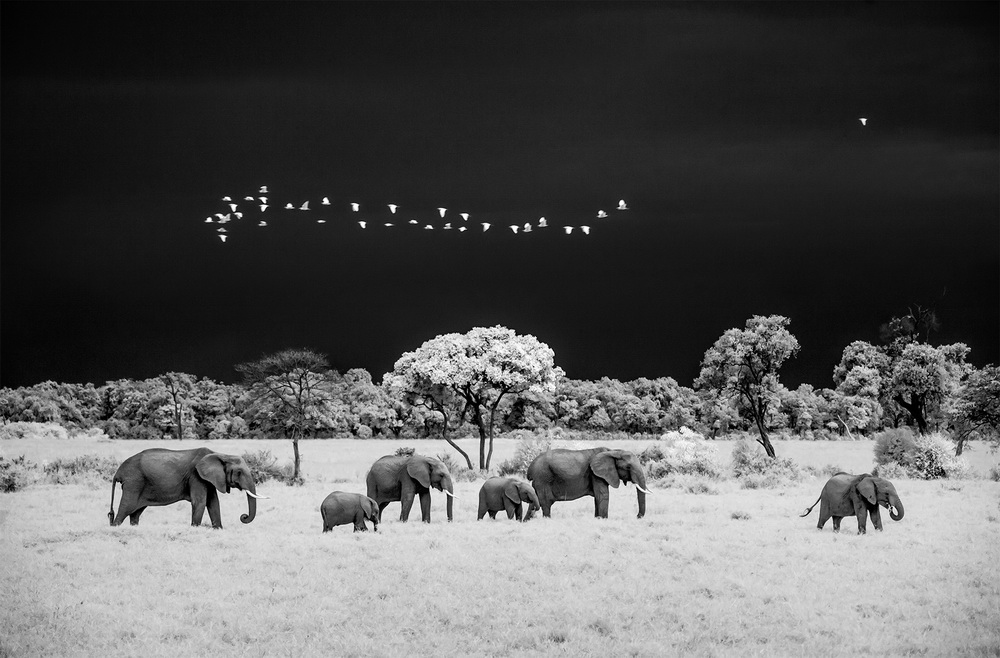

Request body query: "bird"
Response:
[409, 219, 418, 224]
[260, 204, 268, 212]
[384, 223, 394, 227]
[259, 186, 268, 194]
[460, 213, 469, 221]
[217, 227, 227, 233]
[424, 224, 434, 230]
[229, 203, 238, 212]
[859, 117, 868, 126]
[204, 217, 213, 223]
[321, 197, 331, 205]
[459, 226, 467, 232]
[259, 196, 268, 203]
[437, 207, 447, 218]
[617, 200, 628, 211]
[351, 202, 360, 212]
[388, 204, 398, 214]
[509, 225, 519, 234]
[317, 219, 326, 224]
[443, 223, 452, 229]
[217, 214, 231, 223]
[234, 212, 243, 219]
[523, 223, 532, 233]
[538, 217, 548, 228]
[597, 210, 608, 218]
[300, 201, 309, 211]
[285, 203, 294, 209]
[244, 196, 255, 201]
[581, 226, 591, 235]
[258, 221, 267, 227]
[481, 223, 491, 232]
[222, 196, 232, 202]
[219, 234, 228, 242]
[563, 226, 574, 234]
[358, 221, 367, 229]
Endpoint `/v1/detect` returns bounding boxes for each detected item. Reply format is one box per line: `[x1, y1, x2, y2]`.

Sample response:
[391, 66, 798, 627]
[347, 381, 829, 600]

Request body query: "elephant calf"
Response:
[478, 477, 540, 522]
[801, 472, 904, 534]
[321, 491, 380, 532]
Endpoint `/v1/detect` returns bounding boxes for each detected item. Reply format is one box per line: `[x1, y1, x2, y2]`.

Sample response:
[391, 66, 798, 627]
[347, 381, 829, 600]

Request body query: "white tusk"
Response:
[443, 490, 458, 499]
[636, 486, 653, 495]
[245, 491, 269, 499]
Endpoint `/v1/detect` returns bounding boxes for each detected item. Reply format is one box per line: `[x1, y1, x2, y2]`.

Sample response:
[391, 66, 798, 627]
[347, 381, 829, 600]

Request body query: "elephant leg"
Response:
[513, 503, 523, 522]
[111, 485, 143, 526]
[488, 510, 498, 519]
[870, 506, 883, 531]
[832, 516, 842, 532]
[536, 487, 554, 518]
[856, 508, 868, 535]
[399, 493, 415, 522]
[190, 481, 208, 527]
[478, 498, 487, 520]
[378, 501, 391, 518]
[206, 489, 223, 529]
[353, 511, 368, 532]
[504, 498, 517, 520]
[419, 492, 431, 523]
[817, 500, 831, 530]
[594, 489, 610, 519]
[128, 507, 147, 526]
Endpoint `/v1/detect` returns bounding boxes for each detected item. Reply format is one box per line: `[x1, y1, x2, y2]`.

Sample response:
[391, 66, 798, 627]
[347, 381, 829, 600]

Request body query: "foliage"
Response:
[638, 433, 724, 481]
[241, 449, 294, 485]
[910, 433, 973, 480]
[0, 421, 70, 441]
[990, 464, 1000, 482]
[873, 461, 911, 480]
[947, 364, 1000, 453]
[695, 315, 800, 458]
[730, 436, 804, 487]
[496, 431, 554, 476]
[435, 453, 482, 483]
[873, 427, 918, 466]
[0, 455, 36, 492]
[42, 455, 119, 485]
[394, 446, 416, 457]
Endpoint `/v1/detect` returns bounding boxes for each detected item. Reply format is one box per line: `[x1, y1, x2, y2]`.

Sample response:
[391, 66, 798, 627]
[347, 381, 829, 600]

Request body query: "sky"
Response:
[2, 2, 997, 390]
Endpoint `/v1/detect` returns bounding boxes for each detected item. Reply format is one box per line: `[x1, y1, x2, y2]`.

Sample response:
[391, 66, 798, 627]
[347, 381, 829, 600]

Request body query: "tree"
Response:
[235, 349, 339, 483]
[695, 315, 800, 458]
[386, 326, 561, 469]
[947, 364, 1000, 455]
[888, 342, 970, 434]
[159, 372, 195, 440]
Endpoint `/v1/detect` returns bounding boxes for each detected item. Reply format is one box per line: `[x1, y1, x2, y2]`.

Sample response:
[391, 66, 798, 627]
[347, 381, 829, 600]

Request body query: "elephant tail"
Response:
[800, 494, 822, 517]
[108, 479, 118, 525]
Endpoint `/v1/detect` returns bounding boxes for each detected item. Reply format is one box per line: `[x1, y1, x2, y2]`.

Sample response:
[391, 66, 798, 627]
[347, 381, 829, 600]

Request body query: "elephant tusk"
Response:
[443, 490, 458, 499]
[636, 486, 653, 495]
[245, 491, 269, 499]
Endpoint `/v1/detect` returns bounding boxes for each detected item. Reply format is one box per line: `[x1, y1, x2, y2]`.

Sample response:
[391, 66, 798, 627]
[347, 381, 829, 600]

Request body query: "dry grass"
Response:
[2, 437, 998, 656]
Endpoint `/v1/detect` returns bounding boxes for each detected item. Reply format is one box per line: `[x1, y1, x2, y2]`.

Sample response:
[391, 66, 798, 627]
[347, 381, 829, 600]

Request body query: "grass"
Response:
[2, 436, 999, 656]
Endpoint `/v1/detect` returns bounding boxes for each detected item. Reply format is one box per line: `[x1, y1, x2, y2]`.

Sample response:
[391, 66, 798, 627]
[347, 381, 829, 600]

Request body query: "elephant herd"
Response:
[107, 446, 904, 535]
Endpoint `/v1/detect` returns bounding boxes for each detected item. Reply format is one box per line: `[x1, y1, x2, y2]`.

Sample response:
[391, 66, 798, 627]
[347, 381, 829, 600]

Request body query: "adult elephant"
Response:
[478, 477, 540, 522]
[109, 448, 264, 528]
[366, 453, 455, 522]
[527, 447, 652, 519]
[801, 472, 904, 534]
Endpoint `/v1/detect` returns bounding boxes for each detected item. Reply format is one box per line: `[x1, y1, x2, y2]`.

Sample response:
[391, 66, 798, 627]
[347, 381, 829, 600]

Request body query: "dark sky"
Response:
[2, 2, 997, 390]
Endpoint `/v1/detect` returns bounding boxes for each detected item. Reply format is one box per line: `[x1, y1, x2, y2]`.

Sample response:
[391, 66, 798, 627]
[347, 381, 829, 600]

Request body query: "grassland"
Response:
[2, 437, 999, 657]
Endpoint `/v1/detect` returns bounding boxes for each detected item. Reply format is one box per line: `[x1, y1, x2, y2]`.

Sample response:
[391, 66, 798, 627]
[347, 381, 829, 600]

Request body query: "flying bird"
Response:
[582, 226, 591, 234]
[204, 217, 213, 223]
[217, 227, 227, 233]
[409, 219, 419, 224]
[234, 212, 243, 219]
[617, 200, 628, 211]
[859, 117, 868, 126]
[259, 186, 268, 194]
[563, 226, 574, 234]
[443, 223, 452, 229]
[219, 234, 228, 242]
[259, 196, 268, 203]
[384, 223, 394, 227]
[424, 224, 434, 230]
[523, 223, 532, 233]
[459, 226, 467, 232]
[260, 204, 268, 212]
[300, 201, 309, 210]
[437, 207, 447, 218]
[222, 196, 232, 202]
[388, 204, 398, 213]
[509, 225, 519, 234]
[358, 221, 367, 229]
[481, 223, 491, 232]
[258, 221, 267, 227]
[244, 196, 255, 201]
[317, 219, 326, 224]
[322, 197, 331, 205]
[285, 203, 294, 209]
[597, 210, 608, 218]
[460, 213, 469, 221]
[538, 217, 548, 228]
[229, 203, 238, 212]
[351, 203, 360, 212]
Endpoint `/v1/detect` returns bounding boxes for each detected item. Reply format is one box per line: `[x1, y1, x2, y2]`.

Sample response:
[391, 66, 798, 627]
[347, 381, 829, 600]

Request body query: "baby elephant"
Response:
[321, 491, 380, 532]
[801, 472, 904, 534]
[478, 477, 540, 522]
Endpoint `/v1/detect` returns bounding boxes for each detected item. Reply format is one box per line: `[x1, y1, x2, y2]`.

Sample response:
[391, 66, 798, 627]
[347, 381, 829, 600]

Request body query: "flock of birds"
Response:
[204, 186, 630, 243]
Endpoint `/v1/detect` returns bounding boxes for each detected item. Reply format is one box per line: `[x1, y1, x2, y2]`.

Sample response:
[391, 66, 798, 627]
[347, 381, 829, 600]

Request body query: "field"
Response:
[2, 437, 999, 657]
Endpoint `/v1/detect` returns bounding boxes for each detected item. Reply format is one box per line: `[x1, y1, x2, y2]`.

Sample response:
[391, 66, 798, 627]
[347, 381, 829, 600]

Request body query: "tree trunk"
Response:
[471, 405, 488, 470]
[292, 431, 301, 482]
[754, 416, 776, 459]
[174, 405, 183, 441]
[440, 409, 473, 469]
[893, 393, 928, 434]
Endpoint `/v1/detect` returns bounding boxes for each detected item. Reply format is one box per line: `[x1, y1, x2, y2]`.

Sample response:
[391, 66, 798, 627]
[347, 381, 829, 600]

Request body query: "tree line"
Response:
[2, 314, 997, 473]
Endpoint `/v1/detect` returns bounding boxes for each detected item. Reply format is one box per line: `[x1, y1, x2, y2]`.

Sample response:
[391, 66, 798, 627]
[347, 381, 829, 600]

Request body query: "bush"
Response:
[42, 455, 119, 485]
[395, 446, 416, 457]
[873, 427, 917, 466]
[730, 437, 804, 487]
[497, 433, 553, 476]
[355, 424, 373, 440]
[0, 422, 69, 441]
[873, 460, 910, 480]
[911, 433, 974, 480]
[241, 449, 294, 485]
[638, 436, 724, 482]
[990, 464, 1000, 482]
[0, 455, 37, 492]
[436, 453, 482, 483]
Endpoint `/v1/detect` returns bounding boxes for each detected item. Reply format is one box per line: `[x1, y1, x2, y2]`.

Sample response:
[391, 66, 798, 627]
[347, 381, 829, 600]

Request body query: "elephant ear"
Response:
[195, 454, 228, 493]
[503, 480, 521, 505]
[590, 451, 621, 488]
[856, 477, 877, 505]
[406, 458, 432, 489]
[362, 496, 379, 521]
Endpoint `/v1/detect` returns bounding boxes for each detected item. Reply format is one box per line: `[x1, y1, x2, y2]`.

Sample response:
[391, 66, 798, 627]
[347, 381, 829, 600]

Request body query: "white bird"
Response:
[459, 226, 467, 232]
[321, 197, 331, 205]
[229, 203, 238, 212]
[351, 202, 360, 212]
[285, 203, 294, 209]
[317, 219, 326, 224]
[424, 224, 434, 230]
[259, 186, 268, 194]
[259, 196, 268, 203]
[617, 200, 628, 211]
[235, 212, 243, 219]
[460, 213, 469, 221]
[217, 214, 231, 223]
[409, 219, 418, 224]
[509, 225, 519, 234]
[217, 227, 227, 233]
[563, 226, 574, 234]
[222, 196, 232, 202]
[214, 212, 226, 219]
[582, 226, 591, 234]
[205, 217, 213, 223]
[437, 207, 447, 218]
[388, 204, 398, 213]
[358, 221, 367, 229]
[481, 223, 491, 232]
[538, 217, 548, 228]
[244, 196, 255, 201]
[597, 210, 608, 218]
[523, 223, 532, 233]
[384, 223, 394, 227]
[219, 234, 228, 242]
[443, 223, 452, 229]
[859, 117, 867, 126]
[258, 221, 267, 227]
[260, 204, 268, 212]
[300, 201, 310, 211]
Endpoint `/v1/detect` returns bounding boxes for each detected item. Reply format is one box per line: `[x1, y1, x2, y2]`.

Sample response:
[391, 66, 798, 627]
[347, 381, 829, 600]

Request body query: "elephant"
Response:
[527, 447, 652, 519]
[366, 452, 456, 522]
[477, 477, 540, 522]
[320, 491, 380, 532]
[801, 472, 904, 534]
[108, 448, 265, 528]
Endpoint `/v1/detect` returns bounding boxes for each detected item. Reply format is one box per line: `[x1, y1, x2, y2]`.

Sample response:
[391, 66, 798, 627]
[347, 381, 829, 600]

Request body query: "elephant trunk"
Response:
[634, 471, 648, 519]
[240, 480, 257, 524]
[444, 480, 454, 522]
[889, 495, 903, 521]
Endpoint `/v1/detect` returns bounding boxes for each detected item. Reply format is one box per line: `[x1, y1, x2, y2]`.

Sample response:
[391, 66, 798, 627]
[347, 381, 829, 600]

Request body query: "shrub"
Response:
[1, 455, 38, 492]
[42, 455, 119, 485]
[911, 433, 974, 480]
[497, 433, 553, 476]
[731, 511, 751, 520]
[639, 437, 724, 482]
[683, 479, 719, 495]
[873, 427, 917, 466]
[395, 446, 416, 457]
[990, 464, 1000, 482]
[873, 461, 910, 480]
[730, 437, 804, 487]
[436, 453, 482, 483]
[241, 449, 294, 485]
[355, 424, 373, 440]
[0, 422, 69, 441]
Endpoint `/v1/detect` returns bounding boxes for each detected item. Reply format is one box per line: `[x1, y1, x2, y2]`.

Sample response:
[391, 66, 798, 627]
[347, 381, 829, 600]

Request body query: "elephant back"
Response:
[367, 455, 409, 500]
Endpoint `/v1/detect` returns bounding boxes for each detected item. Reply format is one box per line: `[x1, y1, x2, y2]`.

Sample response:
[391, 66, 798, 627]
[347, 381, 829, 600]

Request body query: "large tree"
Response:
[236, 348, 339, 483]
[695, 315, 800, 458]
[947, 364, 1000, 455]
[386, 326, 561, 469]
[159, 372, 196, 441]
[888, 342, 970, 434]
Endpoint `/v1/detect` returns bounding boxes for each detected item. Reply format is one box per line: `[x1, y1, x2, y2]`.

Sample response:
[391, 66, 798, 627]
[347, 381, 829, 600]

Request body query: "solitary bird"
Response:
[460, 213, 469, 221]
[204, 217, 213, 223]
[424, 224, 434, 230]
[509, 225, 519, 234]
[481, 223, 491, 232]
[563, 226, 574, 234]
[617, 200, 628, 211]
[437, 207, 447, 218]
[459, 226, 467, 232]
[351, 203, 360, 212]
[384, 223, 394, 227]
[300, 201, 310, 211]
[388, 204, 398, 214]
[258, 221, 267, 227]
[244, 196, 254, 201]
[259, 186, 268, 194]
[219, 234, 228, 242]
[234, 212, 243, 219]
[217, 227, 227, 233]
[322, 197, 331, 205]
[538, 217, 548, 228]
[317, 219, 326, 224]
[358, 221, 367, 229]
[859, 117, 868, 126]
[222, 196, 232, 202]
[582, 226, 591, 235]
[597, 210, 608, 218]
[285, 203, 294, 209]
[409, 219, 419, 224]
